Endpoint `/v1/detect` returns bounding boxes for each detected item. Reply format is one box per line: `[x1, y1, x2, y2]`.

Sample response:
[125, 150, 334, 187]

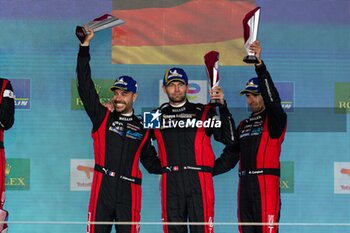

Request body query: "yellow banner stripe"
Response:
[112, 38, 248, 66]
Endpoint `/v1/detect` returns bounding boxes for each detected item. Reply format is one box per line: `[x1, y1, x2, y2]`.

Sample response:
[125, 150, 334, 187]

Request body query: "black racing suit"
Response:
[151, 100, 235, 233]
[0, 78, 14, 231]
[213, 62, 287, 233]
[76, 46, 162, 233]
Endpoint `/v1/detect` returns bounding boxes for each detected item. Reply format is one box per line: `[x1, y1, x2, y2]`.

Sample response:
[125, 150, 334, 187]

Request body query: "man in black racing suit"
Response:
[0, 77, 15, 232]
[213, 41, 287, 233]
[76, 28, 162, 233]
[150, 67, 235, 233]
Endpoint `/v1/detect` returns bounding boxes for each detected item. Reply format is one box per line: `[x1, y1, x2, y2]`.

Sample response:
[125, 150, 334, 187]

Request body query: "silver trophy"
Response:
[242, 7, 261, 63]
[76, 14, 125, 43]
[204, 50, 220, 106]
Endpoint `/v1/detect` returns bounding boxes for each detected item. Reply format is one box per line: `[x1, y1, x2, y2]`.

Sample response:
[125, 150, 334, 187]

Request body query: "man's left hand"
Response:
[209, 86, 225, 105]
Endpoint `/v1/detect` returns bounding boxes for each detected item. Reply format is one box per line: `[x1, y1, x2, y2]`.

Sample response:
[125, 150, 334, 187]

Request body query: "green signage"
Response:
[71, 79, 114, 110]
[5, 158, 30, 190]
[281, 161, 294, 193]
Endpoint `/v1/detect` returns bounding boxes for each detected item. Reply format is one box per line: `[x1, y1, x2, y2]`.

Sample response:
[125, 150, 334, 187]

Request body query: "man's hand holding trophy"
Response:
[76, 14, 125, 44]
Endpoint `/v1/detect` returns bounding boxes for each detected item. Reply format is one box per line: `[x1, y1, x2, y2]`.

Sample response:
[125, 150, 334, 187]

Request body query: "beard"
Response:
[113, 100, 131, 114]
[250, 104, 265, 114]
[168, 93, 186, 104]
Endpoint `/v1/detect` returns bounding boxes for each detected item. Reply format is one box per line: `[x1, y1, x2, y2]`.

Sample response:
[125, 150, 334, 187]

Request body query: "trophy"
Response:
[76, 14, 125, 43]
[242, 7, 261, 63]
[204, 51, 220, 105]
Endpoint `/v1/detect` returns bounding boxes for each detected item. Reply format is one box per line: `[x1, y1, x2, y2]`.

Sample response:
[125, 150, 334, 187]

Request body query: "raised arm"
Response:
[207, 87, 236, 145]
[76, 28, 106, 131]
[251, 41, 287, 138]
